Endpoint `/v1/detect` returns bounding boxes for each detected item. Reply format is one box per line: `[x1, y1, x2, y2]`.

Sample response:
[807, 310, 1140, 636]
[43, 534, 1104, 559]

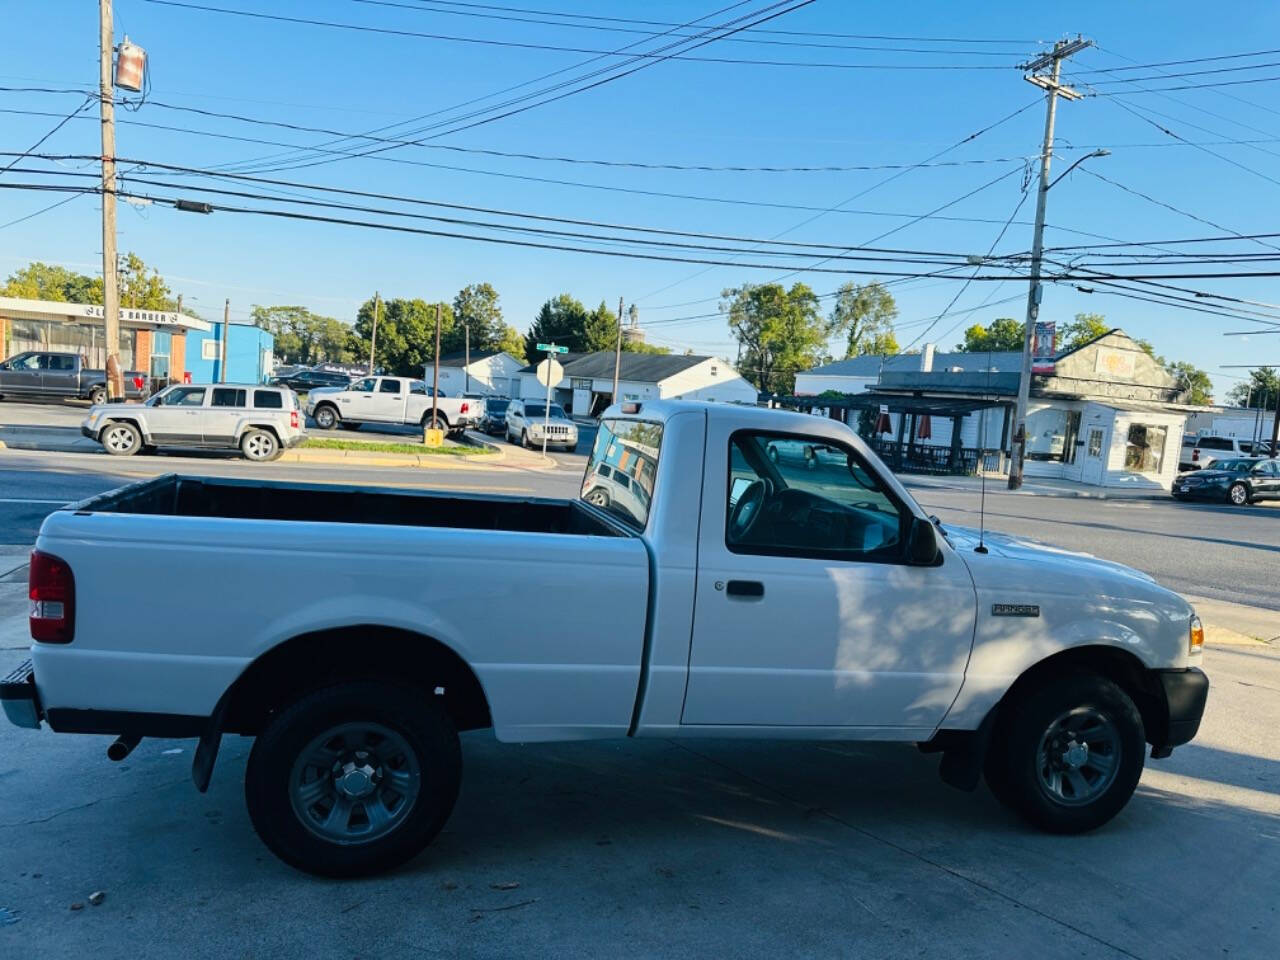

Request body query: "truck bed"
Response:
[75, 474, 626, 537]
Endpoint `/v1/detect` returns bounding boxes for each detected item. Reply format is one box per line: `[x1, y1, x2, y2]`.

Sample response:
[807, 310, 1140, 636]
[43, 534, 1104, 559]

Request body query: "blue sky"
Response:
[4, 0, 1280, 399]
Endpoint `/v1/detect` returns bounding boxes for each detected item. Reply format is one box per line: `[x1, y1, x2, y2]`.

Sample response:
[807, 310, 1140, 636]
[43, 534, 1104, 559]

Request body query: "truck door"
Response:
[40, 353, 79, 395]
[367, 377, 407, 423]
[681, 426, 977, 732]
[0, 352, 43, 394]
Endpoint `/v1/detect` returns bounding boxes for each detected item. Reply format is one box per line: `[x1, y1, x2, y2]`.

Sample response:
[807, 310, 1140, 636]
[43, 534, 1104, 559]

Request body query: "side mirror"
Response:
[907, 516, 940, 566]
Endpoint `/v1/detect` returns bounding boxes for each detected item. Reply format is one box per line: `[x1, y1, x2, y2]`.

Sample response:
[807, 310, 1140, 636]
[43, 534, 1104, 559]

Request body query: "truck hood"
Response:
[942, 523, 1157, 586]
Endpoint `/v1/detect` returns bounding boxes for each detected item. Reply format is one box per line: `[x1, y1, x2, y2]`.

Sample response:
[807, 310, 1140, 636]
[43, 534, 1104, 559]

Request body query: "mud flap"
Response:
[938, 706, 999, 792]
[192, 694, 228, 793]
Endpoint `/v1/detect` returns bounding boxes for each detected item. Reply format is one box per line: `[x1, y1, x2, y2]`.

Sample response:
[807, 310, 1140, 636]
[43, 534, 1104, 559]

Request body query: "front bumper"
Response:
[1155, 667, 1209, 748]
[1, 660, 42, 730]
[80, 424, 97, 440]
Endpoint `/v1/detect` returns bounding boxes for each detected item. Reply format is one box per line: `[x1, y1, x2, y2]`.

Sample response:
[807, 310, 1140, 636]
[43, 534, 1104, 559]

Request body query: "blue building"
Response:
[186, 322, 274, 384]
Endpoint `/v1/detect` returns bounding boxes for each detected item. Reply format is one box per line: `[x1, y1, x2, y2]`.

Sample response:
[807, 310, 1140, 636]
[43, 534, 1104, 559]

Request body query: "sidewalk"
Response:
[900, 473, 1170, 501]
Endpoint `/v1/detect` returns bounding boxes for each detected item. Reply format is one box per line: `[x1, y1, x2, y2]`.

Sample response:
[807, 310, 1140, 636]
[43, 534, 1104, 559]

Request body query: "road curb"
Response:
[281, 447, 502, 469]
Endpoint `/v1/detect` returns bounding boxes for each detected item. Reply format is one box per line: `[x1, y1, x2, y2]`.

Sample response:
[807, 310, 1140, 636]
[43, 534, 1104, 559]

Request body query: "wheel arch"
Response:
[222, 625, 493, 737]
[99, 415, 149, 443]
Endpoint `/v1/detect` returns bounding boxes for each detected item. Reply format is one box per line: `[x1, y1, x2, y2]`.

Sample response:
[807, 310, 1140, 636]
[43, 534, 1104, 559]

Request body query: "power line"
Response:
[1077, 166, 1280, 253]
[141, 0, 1003, 71]
[1075, 49, 1280, 75]
[364, 0, 1041, 47]
[0, 191, 88, 231]
[0, 94, 94, 177]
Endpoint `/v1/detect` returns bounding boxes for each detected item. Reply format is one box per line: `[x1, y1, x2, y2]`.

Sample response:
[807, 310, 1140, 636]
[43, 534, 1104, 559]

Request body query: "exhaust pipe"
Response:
[107, 734, 141, 762]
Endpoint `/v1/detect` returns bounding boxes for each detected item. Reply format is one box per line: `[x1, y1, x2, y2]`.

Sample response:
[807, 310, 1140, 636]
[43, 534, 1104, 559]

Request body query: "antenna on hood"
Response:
[975, 345, 993, 554]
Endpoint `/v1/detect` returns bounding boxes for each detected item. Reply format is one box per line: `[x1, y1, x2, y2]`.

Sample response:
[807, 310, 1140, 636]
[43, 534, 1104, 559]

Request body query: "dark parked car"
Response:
[269, 369, 353, 392]
[0, 350, 148, 404]
[479, 397, 510, 435]
[1172, 457, 1280, 505]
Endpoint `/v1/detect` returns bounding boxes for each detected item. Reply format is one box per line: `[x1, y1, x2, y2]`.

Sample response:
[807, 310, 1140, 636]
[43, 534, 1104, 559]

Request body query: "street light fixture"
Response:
[1048, 149, 1110, 190]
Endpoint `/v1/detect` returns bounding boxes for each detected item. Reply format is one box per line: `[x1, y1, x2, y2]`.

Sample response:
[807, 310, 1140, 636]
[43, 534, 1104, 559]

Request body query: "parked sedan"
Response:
[1172, 457, 1280, 505]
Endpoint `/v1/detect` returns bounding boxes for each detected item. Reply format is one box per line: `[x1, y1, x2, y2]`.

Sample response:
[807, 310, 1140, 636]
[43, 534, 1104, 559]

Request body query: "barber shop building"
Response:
[794, 329, 1191, 491]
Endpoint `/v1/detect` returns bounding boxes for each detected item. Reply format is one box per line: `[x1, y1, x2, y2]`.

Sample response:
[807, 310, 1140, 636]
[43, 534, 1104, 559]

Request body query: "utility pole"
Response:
[219, 298, 230, 382]
[99, 0, 122, 402]
[464, 322, 471, 394]
[368, 291, 381, 375]
[1008, 36, 1092, 489]
[612, 295, 625, 402]
[431, 302, 442, 431]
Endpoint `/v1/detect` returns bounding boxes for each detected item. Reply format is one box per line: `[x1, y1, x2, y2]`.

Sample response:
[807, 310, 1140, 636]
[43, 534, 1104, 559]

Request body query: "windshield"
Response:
[1213, 459, 1256, 473]
[524, 404, 567, 419]
[487, 399, 509, 413]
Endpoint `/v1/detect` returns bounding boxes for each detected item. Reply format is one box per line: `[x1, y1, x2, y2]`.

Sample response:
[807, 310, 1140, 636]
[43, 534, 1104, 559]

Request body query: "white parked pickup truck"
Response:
[305, 375, 481, 436]
[2, 400, 1208, 877]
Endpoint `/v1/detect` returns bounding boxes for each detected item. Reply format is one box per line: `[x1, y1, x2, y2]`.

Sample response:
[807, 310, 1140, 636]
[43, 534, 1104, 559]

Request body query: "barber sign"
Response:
[1031, 321, 1056, 374]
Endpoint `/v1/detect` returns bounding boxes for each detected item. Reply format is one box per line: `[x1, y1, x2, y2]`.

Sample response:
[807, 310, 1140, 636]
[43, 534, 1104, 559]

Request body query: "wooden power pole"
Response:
[99, 0, 122, 401]
[219, 298, 230, 382]
[431, 302, 442, 430]
[368, 291, 381, 375]
[612, 295, 625, 402]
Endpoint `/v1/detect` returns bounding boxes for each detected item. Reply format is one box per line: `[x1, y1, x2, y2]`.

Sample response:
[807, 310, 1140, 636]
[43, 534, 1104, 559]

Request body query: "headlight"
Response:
[1189, 615, 1204, 655]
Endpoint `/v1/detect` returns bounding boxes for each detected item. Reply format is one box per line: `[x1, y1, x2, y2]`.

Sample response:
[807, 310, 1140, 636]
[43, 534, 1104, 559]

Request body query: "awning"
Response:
[783, 392, 1008, 417]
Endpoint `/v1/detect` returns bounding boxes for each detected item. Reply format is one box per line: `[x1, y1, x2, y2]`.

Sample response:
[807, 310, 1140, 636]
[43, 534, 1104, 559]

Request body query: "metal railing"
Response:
[869, 438, 1007, 476]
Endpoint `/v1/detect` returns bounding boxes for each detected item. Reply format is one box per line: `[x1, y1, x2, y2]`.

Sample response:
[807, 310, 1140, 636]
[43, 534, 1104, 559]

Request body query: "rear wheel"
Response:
[421, 413, 450, 433]
[245, 681, 461, 878]
[985, 672, 1144, 834]
[88, 386, 108, 406]
[313, 405, 339, 430]
[1229, 482, 1250, 506]
[241, 428, 280, 462]
[100, 421, 141, 456]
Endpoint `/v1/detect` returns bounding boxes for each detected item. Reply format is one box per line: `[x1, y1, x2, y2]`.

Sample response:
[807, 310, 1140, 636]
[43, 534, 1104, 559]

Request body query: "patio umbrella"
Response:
[874, 411, 892, 434]
[917, 414, 932, 440]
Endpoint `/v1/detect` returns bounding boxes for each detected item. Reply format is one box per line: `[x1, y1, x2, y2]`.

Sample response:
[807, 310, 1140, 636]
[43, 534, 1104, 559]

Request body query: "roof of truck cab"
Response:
[603, 399, 839, 433]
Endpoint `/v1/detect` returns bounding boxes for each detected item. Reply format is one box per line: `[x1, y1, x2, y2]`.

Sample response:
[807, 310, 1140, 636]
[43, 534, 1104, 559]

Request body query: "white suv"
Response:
[505, 398, 578, 450]
[82, 384, 305, 461]
[1182, 433, 1253, 471]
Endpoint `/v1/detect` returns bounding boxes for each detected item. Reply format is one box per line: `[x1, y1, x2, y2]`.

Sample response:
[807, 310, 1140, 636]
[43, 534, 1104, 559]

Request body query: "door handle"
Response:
[725, 580, 764, 599]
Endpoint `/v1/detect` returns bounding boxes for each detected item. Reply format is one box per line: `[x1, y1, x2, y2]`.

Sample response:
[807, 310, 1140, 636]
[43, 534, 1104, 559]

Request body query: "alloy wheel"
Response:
[1035, 707, 1121, 807]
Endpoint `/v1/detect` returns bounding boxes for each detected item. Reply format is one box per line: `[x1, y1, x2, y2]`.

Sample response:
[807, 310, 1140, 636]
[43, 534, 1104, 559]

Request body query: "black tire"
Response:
[241, 428, 281, 462]
[421, 413, 450, 433]
[521, 429, 531, 449]
[984, 672, 1144, 834]
[313, 404, 339, 430]
[1228, 482, 1250, 506]
[88, 386, 108, 406]
[99, 420, 141, 456]
[245, 681, 461, 878]
[584, 487, 611, 508]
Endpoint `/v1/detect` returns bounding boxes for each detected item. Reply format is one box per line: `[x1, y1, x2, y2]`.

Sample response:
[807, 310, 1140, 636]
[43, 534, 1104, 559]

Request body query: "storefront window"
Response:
[8, 320, 135, 368]
[1025, 407, 1080, 463]
[1124, 423, 1167, 474]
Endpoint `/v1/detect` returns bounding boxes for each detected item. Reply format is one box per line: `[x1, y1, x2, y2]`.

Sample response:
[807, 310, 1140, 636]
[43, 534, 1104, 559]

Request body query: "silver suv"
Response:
[81, 384, 305, 461]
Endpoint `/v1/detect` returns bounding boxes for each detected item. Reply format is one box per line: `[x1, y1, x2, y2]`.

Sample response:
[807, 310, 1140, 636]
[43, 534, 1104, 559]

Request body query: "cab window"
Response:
[726, 432, 907, 561]
[379, 379, 401, 394]
[350, 378, 376, 392]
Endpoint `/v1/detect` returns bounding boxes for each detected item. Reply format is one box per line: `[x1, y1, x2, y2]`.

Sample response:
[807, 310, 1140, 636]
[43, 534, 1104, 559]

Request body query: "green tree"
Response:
[353, 297, 453, 375]
[585, 300, 619, 352]
[722, 282, 824, 394]
[252, 306, 354, 365]
[446, 282, 505, 355]
[493, 324, 527, 364]
[829, 281, 899, 357]
[1059, 312, 1111, 352]
[525, 294, 590, 358]
[956, 317, 1025, 352]
[118, 253, 176, 310]
[1165, 360, 1213, 405]
[1227, 367, 1280, 409]
[3, 261, 101, 302]
[622, 339, 670, 355]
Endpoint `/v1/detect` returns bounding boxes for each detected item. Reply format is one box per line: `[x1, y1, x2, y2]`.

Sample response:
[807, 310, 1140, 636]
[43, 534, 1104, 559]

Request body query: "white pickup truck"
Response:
[2, 401, 1208, 878]
[305, 375, 481, 436]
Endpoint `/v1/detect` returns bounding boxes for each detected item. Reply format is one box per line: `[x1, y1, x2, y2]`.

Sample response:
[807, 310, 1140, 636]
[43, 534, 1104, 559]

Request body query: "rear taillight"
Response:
[461, 402, 469, 414]
[290, 410, 299, 428]
[29, 550, 74, 643]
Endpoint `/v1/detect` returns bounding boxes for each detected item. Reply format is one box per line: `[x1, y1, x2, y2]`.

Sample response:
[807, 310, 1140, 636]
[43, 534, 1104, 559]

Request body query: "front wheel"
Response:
[985, 672, 1144, 834]
[245, 681, 461, 878]
[1229, 482, 1250, 506]
[100, 421, 141, 456]
[241, 428, 281, 462]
